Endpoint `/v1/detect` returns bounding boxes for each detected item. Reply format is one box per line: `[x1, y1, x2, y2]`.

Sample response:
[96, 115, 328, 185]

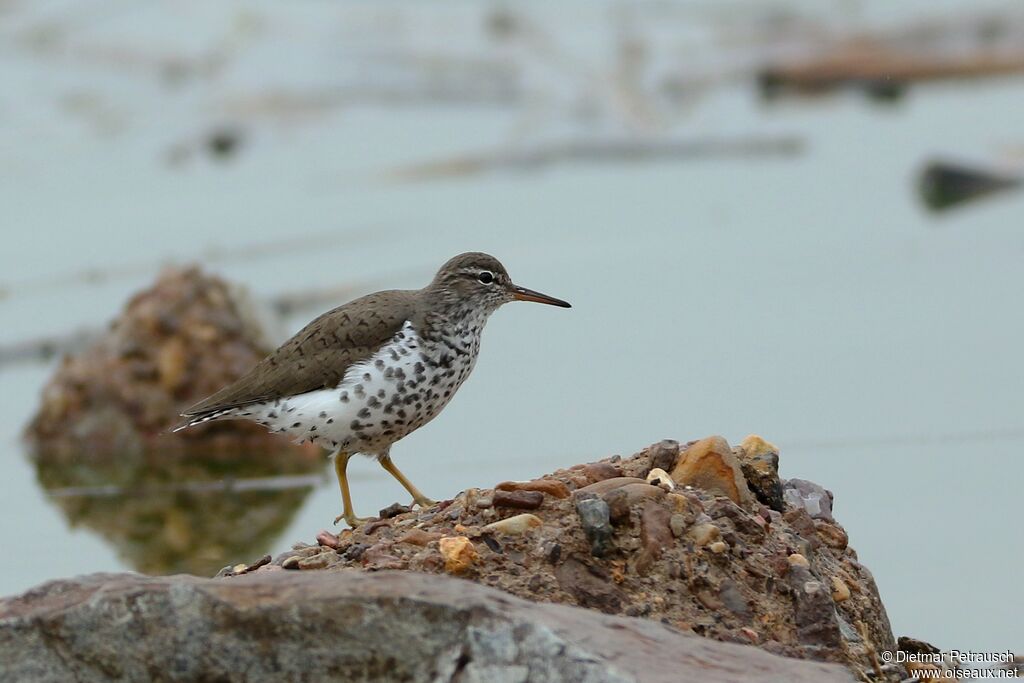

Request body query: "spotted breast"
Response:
[236, 319, 479, 454]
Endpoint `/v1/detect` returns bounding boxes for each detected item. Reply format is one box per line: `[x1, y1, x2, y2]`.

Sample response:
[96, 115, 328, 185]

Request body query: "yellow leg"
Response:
[379, 455, 435, 508]
[333, 452, 371, 527]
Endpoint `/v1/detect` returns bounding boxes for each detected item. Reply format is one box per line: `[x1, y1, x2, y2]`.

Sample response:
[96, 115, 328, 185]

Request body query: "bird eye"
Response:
[477, 271, 494, 284]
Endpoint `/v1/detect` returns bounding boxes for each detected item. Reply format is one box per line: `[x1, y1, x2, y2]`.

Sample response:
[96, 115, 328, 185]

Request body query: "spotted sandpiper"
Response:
[175, 252, 570, 526]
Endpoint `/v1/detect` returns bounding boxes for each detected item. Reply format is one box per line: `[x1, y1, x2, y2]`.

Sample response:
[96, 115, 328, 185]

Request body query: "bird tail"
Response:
[169, 408, 234, 433]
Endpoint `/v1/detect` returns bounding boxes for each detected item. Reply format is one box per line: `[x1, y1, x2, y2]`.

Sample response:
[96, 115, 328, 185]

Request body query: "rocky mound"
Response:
[251, 436, 897, 680]
[0, 570, 855, 683]
[25, 266, 306, 458]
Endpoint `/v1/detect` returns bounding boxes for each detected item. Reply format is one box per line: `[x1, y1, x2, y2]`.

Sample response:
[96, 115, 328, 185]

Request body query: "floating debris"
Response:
[918, 159, 1022, 212]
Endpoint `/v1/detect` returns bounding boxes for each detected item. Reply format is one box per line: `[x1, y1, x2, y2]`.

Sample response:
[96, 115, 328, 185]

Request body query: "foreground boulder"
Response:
[262, 437, 896, 678]
[0, 570, 854, 683]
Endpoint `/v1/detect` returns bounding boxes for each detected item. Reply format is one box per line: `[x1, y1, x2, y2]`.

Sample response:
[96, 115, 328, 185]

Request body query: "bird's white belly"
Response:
[240, 321, 475, 455]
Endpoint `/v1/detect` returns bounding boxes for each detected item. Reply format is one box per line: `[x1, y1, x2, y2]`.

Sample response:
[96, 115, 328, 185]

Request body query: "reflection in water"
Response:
[31, 447, 327, 577]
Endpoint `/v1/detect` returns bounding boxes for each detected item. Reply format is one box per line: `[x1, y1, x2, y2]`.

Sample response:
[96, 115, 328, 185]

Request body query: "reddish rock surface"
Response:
[258, 437, 899, 680]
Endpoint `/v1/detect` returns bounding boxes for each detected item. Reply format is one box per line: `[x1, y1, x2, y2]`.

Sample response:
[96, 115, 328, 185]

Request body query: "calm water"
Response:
[1, 0, 1022, 656]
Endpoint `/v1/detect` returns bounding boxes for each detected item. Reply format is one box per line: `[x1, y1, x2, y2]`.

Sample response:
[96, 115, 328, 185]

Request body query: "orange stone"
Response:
[670, 436, 756, 508]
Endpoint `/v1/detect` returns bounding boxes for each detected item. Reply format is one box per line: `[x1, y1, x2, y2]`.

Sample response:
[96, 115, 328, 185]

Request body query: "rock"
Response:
[493, 489, 545, 510]
[576, 477, 647, 496]
[645, 468, 675, 491]
[671, 436, 756, 508]
[603, 483, 666, 511]
[783, 507, 821, 551]
[180, 436, 897, 675]
[282, 556, 300, 570]
[298, 552, 336, 570]
[397, 529, 442, 546]
[315, 530, 340, 549]
[580, 462, 622, 483]
[638, 501, 674, 563]
[603, 488, 632, 524]
[666, 493, 689, 513]
[25, 266, 297, 454]
[831, 577, 850, 603]
[788, 553, 810, 568]
[719, 580, 750, 617]
[554, 558, 625, 614]
[496, 479, 570, 499]
[814, 521, 849, 550]
[669, 513, 688, 538]
[789, 569, 844, 649]
[739, 435, 778, 459]
[647, 440, 680, 472]
[378, 503, 412, 519]
[361, 544, 404, 571]
[483, 514, 542, 536]
[737, 436, 785, 512]
[362, 519, 392, 535]
[687, 522, 721, 547]
[439, 536, 478, 574]
[0, 572, 856, 683]
[574, 497, 614, 558]
[783, 479, 834, 522]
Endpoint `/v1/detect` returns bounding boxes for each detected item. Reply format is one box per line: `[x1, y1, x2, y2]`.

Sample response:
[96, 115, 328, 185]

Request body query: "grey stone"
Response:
[0, 571, 856, 683]
[783, 478, 835, 522]
[574, 495, 614, 558]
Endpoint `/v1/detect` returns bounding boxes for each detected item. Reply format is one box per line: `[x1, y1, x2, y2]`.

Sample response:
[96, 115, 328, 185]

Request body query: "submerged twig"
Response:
[384, 135, 804, 182]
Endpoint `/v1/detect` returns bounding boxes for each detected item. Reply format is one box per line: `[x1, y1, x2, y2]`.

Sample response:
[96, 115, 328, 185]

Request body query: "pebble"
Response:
[687, 522, 720, 546]
[719, 580, 750, 616]
[814, 521, 849, 549]
[576, 477, 646, 496]
[739, 434, 778, 458]
[439, 536, 478, 574]
[708, 541, 728, 554]
[666, 493, 689, 514]
[670, 436, 756, 508]
[603, 483, 666, 510]
[788, 553, 810, 568]
[298, 553, 333, 570]
[831, 576, 850, 603]
[647, 439, 680, 472]
[362, 519, 392, 535]
[378, 502, 411, 519]
[645, 468, 675, 491]
[496, 478, 570, 499]
[315, 530, 341, 549]
[482, 513, 542, 535]
[782, 478, 834, 522]
[603, 488, 631, 523]
[361, 543, 404, 570]
[492, 489, 544, 510]
[282, 556, 301, 570]
[737, 446, 784, 512]
[669, 513, 688, 538]
[581, 462, 622, 483]
[640, 501, 674, 556]
[574, 497, 614, 557]
[397, 528, 441, 546]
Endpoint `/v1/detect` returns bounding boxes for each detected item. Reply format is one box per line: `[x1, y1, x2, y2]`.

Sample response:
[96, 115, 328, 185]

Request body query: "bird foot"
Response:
[334, 513, 373, 528]
[413, 497, 436, 509]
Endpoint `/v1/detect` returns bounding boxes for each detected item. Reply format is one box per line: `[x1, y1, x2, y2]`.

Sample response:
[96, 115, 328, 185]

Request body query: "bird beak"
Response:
[511, 284, 571, 308]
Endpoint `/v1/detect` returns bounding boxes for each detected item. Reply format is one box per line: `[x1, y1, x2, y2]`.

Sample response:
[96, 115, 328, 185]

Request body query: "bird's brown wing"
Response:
[181, 289, 416, 418]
